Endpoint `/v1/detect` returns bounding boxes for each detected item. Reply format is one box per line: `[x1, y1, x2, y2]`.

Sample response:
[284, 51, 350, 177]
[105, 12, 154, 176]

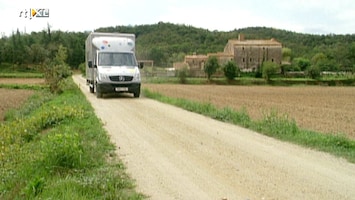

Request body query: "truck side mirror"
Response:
[88, 61, 93, 68]
[139, 62, 144, 69]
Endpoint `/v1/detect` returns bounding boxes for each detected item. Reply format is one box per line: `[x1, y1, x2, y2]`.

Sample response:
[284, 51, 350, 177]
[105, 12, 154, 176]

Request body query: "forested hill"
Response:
[1, 22, 354, 69]
[96, 22, 355, 67]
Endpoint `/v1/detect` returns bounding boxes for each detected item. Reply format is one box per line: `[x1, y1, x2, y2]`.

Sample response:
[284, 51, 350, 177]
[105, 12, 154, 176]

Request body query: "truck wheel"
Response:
[96, 92, 103, 98]
[133, 91, 140, 98]
[96, 86, 103, 98]
[89, 85, 94, 93]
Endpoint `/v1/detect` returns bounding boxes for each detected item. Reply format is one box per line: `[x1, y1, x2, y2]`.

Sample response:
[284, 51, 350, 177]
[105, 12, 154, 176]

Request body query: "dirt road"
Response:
[73, 75, 355, 200]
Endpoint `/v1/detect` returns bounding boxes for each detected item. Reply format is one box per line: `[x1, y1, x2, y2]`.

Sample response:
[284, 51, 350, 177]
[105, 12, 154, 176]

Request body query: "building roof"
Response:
[227, 38, 282, 46]
[185, 54, 208, 59]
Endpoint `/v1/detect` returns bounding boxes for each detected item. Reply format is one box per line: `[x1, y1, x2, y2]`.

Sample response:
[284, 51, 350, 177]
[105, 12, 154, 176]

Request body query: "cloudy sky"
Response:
[1, 0, 354, 36]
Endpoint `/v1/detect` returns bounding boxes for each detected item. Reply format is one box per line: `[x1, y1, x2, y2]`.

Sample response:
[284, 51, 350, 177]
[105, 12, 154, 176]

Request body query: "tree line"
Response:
[1, 22, 354, 73]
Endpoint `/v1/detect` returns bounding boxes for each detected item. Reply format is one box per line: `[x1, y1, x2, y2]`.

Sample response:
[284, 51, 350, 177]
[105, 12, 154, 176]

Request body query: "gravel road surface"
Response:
[73, 75, 355, 200]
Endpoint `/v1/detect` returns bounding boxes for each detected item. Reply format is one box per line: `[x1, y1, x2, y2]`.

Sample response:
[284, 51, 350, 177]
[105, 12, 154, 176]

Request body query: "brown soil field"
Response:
[0, 88, 34, 120]
[0, 78, 44, 121]
[0, 78, 45, 85]
[143, 84, 355, 139]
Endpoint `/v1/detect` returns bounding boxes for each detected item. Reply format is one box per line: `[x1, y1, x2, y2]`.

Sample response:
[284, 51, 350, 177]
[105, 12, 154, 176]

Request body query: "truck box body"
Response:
[85, 32, 142, 98]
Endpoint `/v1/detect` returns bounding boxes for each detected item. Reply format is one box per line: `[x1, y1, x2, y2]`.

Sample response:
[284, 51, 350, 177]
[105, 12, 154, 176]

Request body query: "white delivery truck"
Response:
[85, 32, 143, 98]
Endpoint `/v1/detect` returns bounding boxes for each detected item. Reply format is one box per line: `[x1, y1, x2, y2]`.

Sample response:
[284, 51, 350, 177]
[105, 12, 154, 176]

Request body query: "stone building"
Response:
[177, 34, 282, 74]
[224, 34, 282, 72]
[182, 54, 208, 77]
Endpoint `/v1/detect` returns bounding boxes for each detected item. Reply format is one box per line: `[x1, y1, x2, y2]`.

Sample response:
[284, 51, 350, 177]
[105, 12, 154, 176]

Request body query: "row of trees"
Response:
[0, 26, 86, 69]
[202, 53, 347, 82]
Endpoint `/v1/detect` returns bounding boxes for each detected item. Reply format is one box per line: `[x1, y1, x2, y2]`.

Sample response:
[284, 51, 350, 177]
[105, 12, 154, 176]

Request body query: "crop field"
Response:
[143, 84, 355, 139]
[0, 88, 34, 120]
[0, 78, 45, 120]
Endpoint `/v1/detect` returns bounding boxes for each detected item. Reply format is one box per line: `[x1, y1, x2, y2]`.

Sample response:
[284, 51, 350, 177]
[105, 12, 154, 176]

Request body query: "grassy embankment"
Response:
[0, 77, 144, 199]
[143, 88, 355, 163]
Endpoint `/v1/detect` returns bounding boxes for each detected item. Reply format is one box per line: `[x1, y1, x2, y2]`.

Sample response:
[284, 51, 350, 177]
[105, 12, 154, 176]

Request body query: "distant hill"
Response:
[95, 22, 355, 68]
[1, 22, 353, 71]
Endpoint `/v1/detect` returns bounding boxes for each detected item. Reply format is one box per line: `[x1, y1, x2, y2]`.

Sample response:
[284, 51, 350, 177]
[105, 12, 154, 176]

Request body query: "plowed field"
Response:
[143, 84, 355, 139]
[0, 78, 44, 120]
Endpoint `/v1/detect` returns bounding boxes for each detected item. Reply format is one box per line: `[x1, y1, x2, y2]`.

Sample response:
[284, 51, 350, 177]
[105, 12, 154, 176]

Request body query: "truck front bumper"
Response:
[96, 82, 141, 94]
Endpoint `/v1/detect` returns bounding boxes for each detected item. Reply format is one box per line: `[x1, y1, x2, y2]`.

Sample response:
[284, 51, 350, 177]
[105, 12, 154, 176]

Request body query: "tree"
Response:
[262, 61, 280, 81]
[223, 61, 239, 81]
[204, 56, 220, 80]
[307, 65, 321, 79]
[282, 48, 292, 62]
[293, 57, 311, 71]
[149, 47, 166, 66]
[40, 45, 72, 93]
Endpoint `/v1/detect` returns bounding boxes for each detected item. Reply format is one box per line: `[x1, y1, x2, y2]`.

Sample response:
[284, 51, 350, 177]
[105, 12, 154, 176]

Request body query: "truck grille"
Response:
[109, 76, 133, 82]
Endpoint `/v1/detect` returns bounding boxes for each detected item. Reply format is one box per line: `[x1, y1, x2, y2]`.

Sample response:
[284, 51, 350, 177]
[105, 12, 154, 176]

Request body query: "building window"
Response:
[242, 58, 245, 62]
[250, 58, 252, 62]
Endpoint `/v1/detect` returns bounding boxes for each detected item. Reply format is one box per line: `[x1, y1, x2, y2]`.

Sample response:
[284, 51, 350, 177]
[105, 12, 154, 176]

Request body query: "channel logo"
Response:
[19, 9, 49, 19]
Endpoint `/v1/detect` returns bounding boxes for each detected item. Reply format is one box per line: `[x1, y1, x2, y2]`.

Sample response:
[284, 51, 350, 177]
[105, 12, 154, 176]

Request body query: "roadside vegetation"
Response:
[143, 89, 355, 163]
[0, 77, 144, 199]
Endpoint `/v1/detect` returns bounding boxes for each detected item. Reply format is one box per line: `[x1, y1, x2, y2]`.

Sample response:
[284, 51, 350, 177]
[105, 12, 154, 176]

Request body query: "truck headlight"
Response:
[133, 69, 141, 81]
[98, 73, 109, 81]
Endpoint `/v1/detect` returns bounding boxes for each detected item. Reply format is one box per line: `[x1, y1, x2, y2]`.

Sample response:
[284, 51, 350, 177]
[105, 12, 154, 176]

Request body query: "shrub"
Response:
[204, 56, 220, 80]
[177, 67, 188, 84]
[307, 65, 321, 79]
[78, 62, 86, 75]
[39, 45, 72, 94]
[223, 61, 239, 81]
[262, 61, 280, 81]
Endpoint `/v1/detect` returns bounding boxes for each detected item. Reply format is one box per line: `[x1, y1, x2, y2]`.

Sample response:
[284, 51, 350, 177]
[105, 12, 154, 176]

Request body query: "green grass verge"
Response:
[143, 88, 355, 163]
[0, 83, 47, 90]
[0, 78, 144, 199]
[0, 73, 44, 78]
[143, 76, 355, 86]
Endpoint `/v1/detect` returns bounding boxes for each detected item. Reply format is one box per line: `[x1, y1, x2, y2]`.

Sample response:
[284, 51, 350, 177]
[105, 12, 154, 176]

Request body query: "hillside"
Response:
[1, 22, 354, 70]
[96, 22, 355, 68]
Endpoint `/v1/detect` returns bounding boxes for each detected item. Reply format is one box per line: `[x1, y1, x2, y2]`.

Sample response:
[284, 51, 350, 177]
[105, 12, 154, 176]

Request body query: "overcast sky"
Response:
[1, 0, 354, 37]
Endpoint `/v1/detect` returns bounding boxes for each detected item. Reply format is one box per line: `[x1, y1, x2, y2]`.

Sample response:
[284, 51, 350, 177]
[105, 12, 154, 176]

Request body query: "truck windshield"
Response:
[98, 52, 137, 66]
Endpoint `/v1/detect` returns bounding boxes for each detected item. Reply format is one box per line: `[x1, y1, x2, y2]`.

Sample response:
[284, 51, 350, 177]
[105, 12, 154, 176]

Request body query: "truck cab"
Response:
[86, 33, 143, 98]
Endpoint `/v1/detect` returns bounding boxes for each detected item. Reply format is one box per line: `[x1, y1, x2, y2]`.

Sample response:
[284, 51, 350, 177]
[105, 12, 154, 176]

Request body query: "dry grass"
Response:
[144, 84, 355, 139]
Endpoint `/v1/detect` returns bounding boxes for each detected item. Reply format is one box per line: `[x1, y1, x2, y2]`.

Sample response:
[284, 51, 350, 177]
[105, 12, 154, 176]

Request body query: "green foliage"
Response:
[78, 62, 86, 75]
[282, 47, 292, 62]
[223, 61, 239, 81]
[0, 78, 143, 199]
[204, 56, 220, 80]
[293, 57, 311, 71]
[257, 109, 299, 136]
[40, 45, 72, 93]
[24, 176, 45, 197]
[311, 53, 326, 66]
[177, 67, 188, 84]
[41, 132, 83, 170]
[262, 61, 280, 80]
[307, 65, 321, 79]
